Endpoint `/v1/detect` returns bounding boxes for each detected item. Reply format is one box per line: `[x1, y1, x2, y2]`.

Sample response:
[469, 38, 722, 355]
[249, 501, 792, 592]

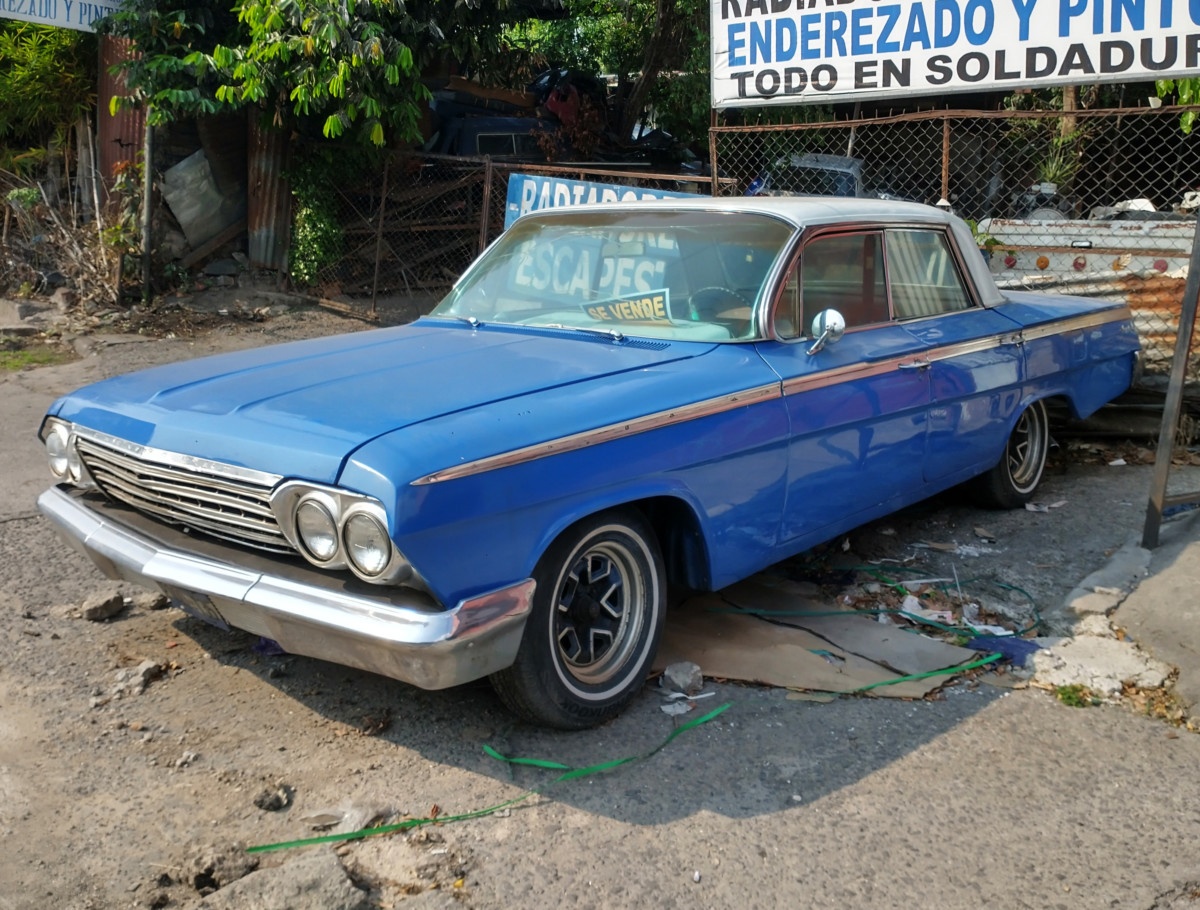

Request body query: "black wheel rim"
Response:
[553, 538, 646, 687]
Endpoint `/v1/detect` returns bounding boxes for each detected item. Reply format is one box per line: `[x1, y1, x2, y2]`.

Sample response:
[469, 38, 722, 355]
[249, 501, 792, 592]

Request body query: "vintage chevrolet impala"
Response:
[38, 197, 1138, 728]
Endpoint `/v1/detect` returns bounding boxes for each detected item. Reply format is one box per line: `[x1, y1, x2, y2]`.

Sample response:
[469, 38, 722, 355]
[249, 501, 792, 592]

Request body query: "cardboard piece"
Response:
[722, 579, 978, 676]
[656, 578, 981, 699]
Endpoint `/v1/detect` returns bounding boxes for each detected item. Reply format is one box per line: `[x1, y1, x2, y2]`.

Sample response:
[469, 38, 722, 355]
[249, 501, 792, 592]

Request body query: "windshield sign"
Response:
[434, 210, 793, 342]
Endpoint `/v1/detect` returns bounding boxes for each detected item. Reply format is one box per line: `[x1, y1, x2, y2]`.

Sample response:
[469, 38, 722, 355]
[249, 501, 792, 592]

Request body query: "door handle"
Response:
[897, 359, 931, 370]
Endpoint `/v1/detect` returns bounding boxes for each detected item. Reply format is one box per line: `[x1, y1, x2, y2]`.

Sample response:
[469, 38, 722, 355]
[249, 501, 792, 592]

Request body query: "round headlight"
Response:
[343, 512, 391, 577]
[295, 499, 338, 562]
[45, 423, 71, 479]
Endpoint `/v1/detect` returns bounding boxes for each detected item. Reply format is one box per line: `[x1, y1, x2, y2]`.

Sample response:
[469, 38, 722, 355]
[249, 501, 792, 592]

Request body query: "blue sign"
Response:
[504, 174, 699, 229]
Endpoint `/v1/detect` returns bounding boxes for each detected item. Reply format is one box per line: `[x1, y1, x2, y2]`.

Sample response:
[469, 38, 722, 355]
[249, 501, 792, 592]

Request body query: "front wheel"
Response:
[490, 509, 666, 729]
[970, 399, 1050, 508]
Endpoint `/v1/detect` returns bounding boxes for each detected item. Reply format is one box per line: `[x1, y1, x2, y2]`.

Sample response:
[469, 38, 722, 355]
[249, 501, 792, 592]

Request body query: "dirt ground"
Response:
[3, 291, 1200, 910]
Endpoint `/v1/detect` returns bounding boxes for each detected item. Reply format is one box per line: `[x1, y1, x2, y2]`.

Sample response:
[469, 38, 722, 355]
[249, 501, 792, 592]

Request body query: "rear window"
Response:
[475, 132, 541, 158]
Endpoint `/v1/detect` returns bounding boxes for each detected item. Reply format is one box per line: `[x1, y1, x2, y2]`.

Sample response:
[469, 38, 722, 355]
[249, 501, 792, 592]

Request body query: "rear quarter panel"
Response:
[992, 291, 1140, 418]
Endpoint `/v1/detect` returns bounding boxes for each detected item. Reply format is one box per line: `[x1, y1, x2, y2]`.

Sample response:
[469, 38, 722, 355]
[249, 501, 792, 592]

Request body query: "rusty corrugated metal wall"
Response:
[97, 36, 145, 193]
[247, 113, 291, 271]
[197, 112, 248, 200]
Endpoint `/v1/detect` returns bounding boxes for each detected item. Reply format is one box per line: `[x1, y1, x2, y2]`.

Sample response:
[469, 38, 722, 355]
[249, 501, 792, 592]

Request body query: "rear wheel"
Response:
[490, 509, 666, 729]
[970, 399, 1050, 508]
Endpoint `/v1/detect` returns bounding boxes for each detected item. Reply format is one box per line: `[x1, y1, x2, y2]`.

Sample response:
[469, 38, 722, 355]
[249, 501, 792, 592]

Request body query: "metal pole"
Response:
[142, 114, 153, 305]
[1142, 216, 1200, 548]
[709, 108, 719, 197]
[941, 116, 951, 207]
[479, 155, 494, 253]
[846, 101, 861, 158]
[370, 155, 389, 315]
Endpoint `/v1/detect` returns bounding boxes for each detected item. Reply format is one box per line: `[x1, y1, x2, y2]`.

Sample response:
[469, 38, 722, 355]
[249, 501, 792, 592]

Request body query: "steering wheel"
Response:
[689, 286, 750, 319]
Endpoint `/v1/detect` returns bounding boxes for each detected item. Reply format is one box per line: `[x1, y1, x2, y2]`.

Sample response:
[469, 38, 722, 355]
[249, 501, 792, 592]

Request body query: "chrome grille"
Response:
[76, 434, 292, 553]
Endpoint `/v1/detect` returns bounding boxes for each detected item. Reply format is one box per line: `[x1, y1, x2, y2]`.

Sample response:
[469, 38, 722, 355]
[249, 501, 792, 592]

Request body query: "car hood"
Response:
[49, 318, 711, 483]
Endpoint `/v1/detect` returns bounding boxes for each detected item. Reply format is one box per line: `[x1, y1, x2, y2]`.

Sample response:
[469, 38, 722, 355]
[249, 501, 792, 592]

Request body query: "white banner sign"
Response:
[0, 0, 121, 33]
[711, 0, 1200, 107]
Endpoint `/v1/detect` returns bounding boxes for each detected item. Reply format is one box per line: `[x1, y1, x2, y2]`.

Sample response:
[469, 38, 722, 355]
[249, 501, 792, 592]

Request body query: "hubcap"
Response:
[1006, 403, 1047, 492]
[554, 541, 644, 686]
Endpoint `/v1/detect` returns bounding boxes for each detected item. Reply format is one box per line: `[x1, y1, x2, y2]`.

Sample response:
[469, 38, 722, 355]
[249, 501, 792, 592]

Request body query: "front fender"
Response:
[339, 396, 790, 608]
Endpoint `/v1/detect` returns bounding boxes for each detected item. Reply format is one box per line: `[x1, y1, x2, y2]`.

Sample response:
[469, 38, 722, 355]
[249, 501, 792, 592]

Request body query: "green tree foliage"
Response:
[100, 0, 514, 147]
[287, 149, 346, 285]
[203, 0, 425, 146]
[96, 0, 239, 124]
[1156, 78, 1199, 134]
[643, 1, 711, 147]
[0, 21, 96, 156]
[512, 0, 646, 75]
[506, 0, 702, 144]
[408, 0, 516, 80]
[506, 0, 834, 148]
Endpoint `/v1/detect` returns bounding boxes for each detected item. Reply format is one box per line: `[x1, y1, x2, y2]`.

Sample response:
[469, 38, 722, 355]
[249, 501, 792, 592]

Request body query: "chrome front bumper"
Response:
[38, 486, 535, 690]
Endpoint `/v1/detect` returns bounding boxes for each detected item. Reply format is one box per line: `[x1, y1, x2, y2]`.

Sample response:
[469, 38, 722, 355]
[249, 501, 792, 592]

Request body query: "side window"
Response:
[885, 229, 973, 319]
[773, 263, 801, 338]
[800, 232, 887, 332]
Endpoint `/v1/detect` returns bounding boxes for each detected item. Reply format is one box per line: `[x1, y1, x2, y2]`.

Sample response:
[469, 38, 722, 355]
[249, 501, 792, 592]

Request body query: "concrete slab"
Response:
[0, 298, 52, 337]
[1031, 634, 1173, 696]
[0, 299, 42, 323]
[1116, 509, 1200, 709]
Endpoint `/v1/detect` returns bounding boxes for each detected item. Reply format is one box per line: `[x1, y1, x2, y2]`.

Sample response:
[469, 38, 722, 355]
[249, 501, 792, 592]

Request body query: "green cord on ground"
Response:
[246, 702, 732, 855]
[835, 652, 1002, 694]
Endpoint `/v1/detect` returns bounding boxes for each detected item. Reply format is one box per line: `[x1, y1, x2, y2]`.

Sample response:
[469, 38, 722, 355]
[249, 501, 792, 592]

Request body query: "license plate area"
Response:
[162, 584, 229, 630]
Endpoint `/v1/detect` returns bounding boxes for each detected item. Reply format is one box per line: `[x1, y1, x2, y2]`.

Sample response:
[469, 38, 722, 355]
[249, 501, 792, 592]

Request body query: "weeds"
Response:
[0, 341, 74, 371]
[1123, 681, 1198, 731]
[2, 169, 120, 306]
[1055, 683, 1101, 707]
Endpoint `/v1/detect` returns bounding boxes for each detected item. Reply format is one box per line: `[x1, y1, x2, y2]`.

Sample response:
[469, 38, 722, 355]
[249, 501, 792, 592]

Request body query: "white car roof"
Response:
[523, 194, 953, 228]
[517, 195, 1004, 307]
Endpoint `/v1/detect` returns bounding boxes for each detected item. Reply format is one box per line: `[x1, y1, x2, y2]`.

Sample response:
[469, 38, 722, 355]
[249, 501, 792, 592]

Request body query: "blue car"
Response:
[37, 197, 1138, 728]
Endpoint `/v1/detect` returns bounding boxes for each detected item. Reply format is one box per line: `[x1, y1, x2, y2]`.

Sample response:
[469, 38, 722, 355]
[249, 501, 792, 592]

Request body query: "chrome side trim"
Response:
[1019, 306, 1131, 341]
[413, 383, 781, 485]
[38, 486, 534, 690]
[781, 359, 894, 396]
[925, 335, 1013, 364]
[415, 306, 1132, 484]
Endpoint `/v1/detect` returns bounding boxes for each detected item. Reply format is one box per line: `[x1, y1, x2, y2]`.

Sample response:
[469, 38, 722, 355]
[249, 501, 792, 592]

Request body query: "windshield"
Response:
[432, 210, 794, 342]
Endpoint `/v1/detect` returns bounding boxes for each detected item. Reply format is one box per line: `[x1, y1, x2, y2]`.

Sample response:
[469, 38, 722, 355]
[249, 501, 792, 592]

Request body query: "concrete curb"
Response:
[1046, 534, 1151, 635]
[1034, 511, 1200, 709]
[1114, 509, 1200, 709]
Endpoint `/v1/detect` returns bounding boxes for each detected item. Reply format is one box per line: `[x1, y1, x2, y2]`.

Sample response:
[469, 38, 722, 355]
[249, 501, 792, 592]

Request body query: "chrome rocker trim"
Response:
[38, 486, 534, 691]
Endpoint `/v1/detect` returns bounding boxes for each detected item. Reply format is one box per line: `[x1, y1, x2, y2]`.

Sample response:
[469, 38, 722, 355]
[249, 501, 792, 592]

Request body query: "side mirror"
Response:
[806, 309, 846, 356]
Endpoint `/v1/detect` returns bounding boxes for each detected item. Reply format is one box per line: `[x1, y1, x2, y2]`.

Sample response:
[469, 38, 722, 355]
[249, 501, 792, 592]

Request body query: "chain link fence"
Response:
[304, 153, 721, 314]
[303, 111, 1198, 396]
[710, 106, 1200, 390]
